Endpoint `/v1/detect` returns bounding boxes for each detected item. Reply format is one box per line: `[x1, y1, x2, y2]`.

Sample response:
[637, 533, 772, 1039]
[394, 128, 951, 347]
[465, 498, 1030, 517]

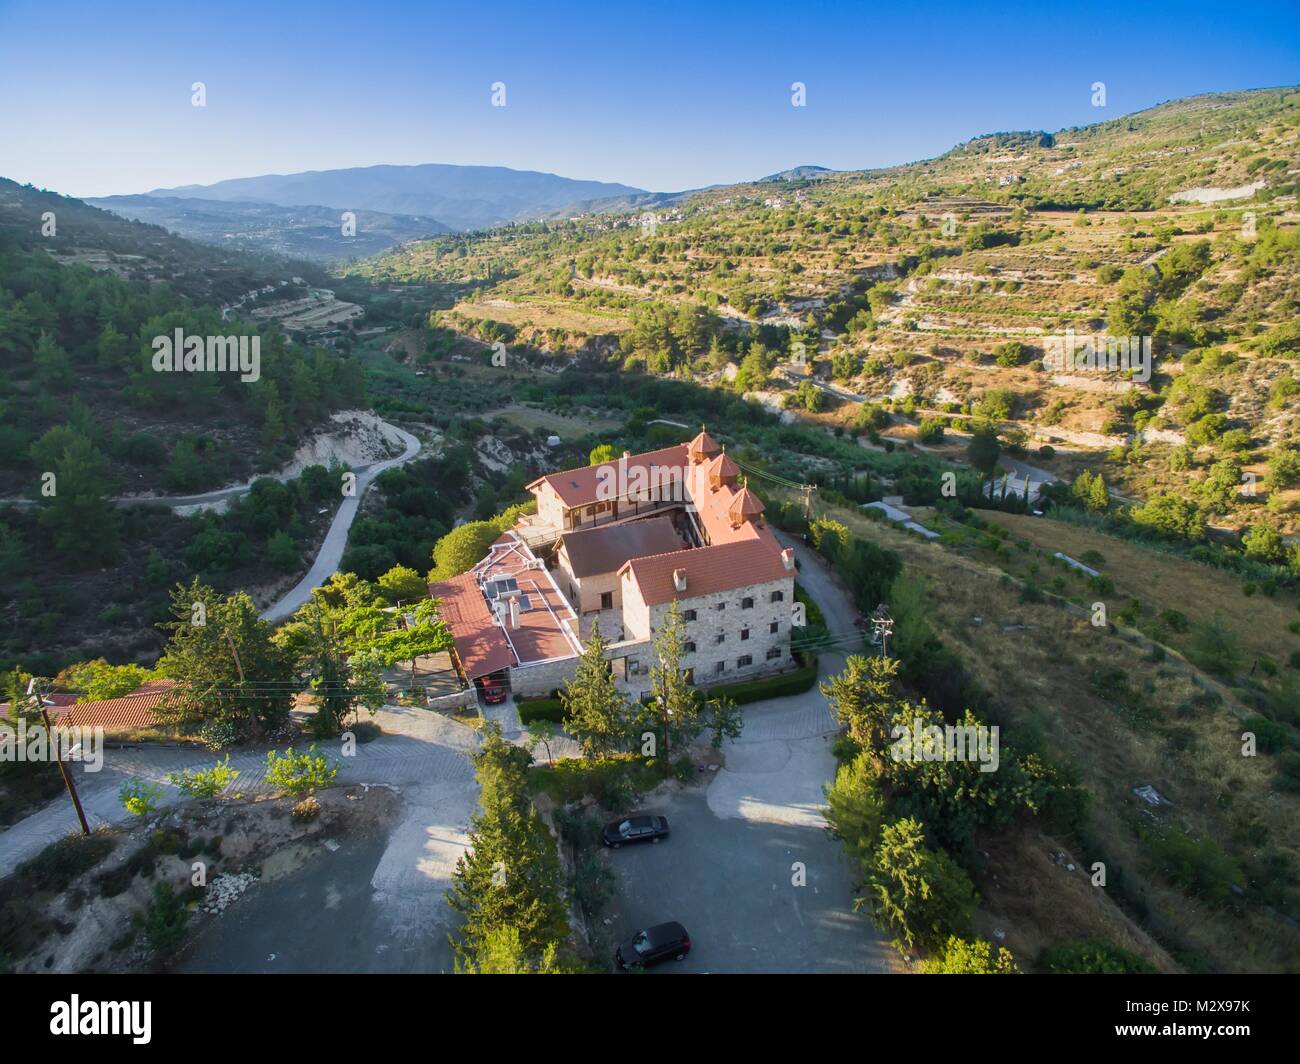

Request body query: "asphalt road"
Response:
[260, 421, 421, 622]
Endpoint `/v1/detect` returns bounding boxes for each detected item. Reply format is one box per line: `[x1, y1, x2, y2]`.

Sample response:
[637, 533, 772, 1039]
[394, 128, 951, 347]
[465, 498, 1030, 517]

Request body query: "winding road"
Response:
[260, 421, 421, 623]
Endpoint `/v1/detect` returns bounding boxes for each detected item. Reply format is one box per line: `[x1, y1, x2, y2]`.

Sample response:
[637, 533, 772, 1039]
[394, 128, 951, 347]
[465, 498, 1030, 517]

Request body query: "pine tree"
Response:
[561, 629, 631, 760]
[820, 655, 900, 749]
[645, 603, 703, 770]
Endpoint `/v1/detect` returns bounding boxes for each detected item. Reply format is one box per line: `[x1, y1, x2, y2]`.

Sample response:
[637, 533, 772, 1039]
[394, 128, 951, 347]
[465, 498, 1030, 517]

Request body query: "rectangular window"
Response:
[770, 590, 784, 603]
[683, 609, 697, 622]
[715, 661, 725, 675]
[684, 641, 696, 653]
[600, 591, 613, 610]
[766, 647, 782, 660]
[742, 597, 754, 610]
[716, 601, 726, 611]
[737, 655, 753, 668]
[741, 628, 750, 641]
[715, 633, 725, 644]
[769, 621, 779, 634]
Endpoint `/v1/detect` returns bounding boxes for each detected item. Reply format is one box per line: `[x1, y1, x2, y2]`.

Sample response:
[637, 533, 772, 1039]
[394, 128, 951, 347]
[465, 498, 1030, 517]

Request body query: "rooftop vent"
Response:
[673, 568, 687, 592]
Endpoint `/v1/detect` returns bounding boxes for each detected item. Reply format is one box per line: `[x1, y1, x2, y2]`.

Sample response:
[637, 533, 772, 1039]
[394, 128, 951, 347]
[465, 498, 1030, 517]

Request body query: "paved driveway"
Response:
[607, 536, 899, 973]
[1, 707, 481, 974]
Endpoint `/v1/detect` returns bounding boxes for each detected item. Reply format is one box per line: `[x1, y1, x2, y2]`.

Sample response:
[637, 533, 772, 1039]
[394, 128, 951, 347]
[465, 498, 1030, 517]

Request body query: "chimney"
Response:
[672, 568, 687, 592]
[781, 548, 795, 571]
[623, 450, 631, 459]
[509, 597, 521, 629]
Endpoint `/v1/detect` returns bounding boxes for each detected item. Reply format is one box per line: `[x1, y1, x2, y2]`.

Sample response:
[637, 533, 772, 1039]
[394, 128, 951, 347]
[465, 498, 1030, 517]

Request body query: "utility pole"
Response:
[30, 678, 90, 836]
[802, 483, 815, 521]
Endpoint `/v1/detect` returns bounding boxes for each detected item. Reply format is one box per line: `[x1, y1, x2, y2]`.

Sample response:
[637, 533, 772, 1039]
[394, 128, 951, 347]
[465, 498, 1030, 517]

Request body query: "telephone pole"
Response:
[30, 678, 90, 836]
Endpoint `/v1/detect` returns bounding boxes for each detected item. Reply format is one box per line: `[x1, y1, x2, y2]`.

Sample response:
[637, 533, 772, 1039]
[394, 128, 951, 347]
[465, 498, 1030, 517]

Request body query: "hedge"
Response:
[517, 697, 568, 725]
[700, 654, 819, 706]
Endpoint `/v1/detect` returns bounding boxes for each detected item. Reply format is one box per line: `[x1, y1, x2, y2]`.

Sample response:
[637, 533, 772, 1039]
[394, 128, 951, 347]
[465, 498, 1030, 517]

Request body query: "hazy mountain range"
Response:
[84, 163, 668, 262]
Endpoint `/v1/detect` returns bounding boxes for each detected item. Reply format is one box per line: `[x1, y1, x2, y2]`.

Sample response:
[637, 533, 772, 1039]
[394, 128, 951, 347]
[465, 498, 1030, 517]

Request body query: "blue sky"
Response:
[1, 0, 1296, 198]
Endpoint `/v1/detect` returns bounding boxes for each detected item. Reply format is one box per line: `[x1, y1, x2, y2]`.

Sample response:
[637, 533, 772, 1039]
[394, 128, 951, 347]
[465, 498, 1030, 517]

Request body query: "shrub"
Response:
[167, 756, 240, 799]
[1244, 715, 1292, 754]
[1148, 830, 1241, 904]
[699, 656, 819, 705]
[119, 778, 164, 817]
[920, 936, 1018, 974]
[517, 697, 567, 725]
[265, 745, 338, 797]
[134, 882, 188, 955]
[1039, 939, 1157, 973]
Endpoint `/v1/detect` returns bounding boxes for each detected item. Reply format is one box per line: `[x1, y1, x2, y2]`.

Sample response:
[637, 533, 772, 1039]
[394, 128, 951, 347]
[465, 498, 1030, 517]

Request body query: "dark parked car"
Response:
[602, 814, 670, 848]
[615, 922, 691, 969]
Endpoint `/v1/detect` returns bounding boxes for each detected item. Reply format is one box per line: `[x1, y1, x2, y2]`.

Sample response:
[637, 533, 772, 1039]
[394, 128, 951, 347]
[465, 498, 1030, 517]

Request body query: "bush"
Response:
[167, 756, 240, 799]
[1244, 715, 1292, 754]
[699, 655, 819, 705]
[119, 778, 164, 817]
[1039, 939, 1157, 973]
[517, 697, 567, 725]
[134, 881, 188, 955]
[265, 745, 338, 796]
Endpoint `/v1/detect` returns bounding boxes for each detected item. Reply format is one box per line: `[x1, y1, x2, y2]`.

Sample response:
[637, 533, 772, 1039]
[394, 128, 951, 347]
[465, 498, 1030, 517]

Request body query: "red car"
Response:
[476, 677, 509, 704]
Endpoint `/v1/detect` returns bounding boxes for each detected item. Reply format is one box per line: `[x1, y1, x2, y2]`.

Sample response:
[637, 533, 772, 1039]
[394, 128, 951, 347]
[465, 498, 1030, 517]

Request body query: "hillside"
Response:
[147, 163, 650, 232]
[86, 194, 451, 264]
[347, 87, 1300, 536]
[0, 183, 376, 667]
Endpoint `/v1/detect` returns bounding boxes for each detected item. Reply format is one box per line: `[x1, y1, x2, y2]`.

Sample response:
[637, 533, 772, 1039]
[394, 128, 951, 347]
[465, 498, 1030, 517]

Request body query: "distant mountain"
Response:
[760, 165, 833, 181]
[146, 164, 649, 233]
[86, 194, 450, 264]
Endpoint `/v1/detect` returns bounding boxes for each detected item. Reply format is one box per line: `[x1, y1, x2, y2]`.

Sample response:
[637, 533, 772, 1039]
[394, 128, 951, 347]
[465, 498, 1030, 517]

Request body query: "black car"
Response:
[602, 814, 670, 848]
[615, 922, 691, 969]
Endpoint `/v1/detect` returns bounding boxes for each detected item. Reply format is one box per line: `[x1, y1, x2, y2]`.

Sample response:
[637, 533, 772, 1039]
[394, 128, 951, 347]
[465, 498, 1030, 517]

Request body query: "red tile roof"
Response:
[428, 572, 516, 680]
[527, 444, 690, 508]
[621, 539, 792, 607]
[60, 680, 176, 732]
[0, 692, 77, 723]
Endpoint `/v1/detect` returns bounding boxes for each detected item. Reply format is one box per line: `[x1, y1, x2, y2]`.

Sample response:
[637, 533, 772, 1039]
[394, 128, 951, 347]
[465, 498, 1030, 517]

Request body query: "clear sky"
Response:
[2, 0, 1297, 198]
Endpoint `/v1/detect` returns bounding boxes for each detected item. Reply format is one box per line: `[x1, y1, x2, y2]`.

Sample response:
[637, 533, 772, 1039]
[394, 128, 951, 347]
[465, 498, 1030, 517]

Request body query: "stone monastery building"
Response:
[427, 429, 798, 699]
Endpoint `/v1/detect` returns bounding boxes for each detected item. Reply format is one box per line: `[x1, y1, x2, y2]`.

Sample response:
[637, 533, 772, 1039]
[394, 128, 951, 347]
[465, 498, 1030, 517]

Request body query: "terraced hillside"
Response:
[350, 88, 1300, 534]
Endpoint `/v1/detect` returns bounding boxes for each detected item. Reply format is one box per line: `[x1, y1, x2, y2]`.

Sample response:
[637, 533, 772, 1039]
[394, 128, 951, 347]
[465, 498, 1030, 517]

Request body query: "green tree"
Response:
[824, 751, 887, 869]
[447, 723, 569, 968]
[966, 426, 1001, 481]
[30, 425, 120, 564]
[821, 655, 900, 749]
[56, 659, 154, 702]
[156, 579, 294, 742]
[588, 443, 620, 465]
[704, 693, 743, 748]
[429, 521, 500, 581]
[377, 564, 427, 605]
[857, 817, 977, 953]
[560, 629, 631, 760]
[644, 602, 703, 769]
